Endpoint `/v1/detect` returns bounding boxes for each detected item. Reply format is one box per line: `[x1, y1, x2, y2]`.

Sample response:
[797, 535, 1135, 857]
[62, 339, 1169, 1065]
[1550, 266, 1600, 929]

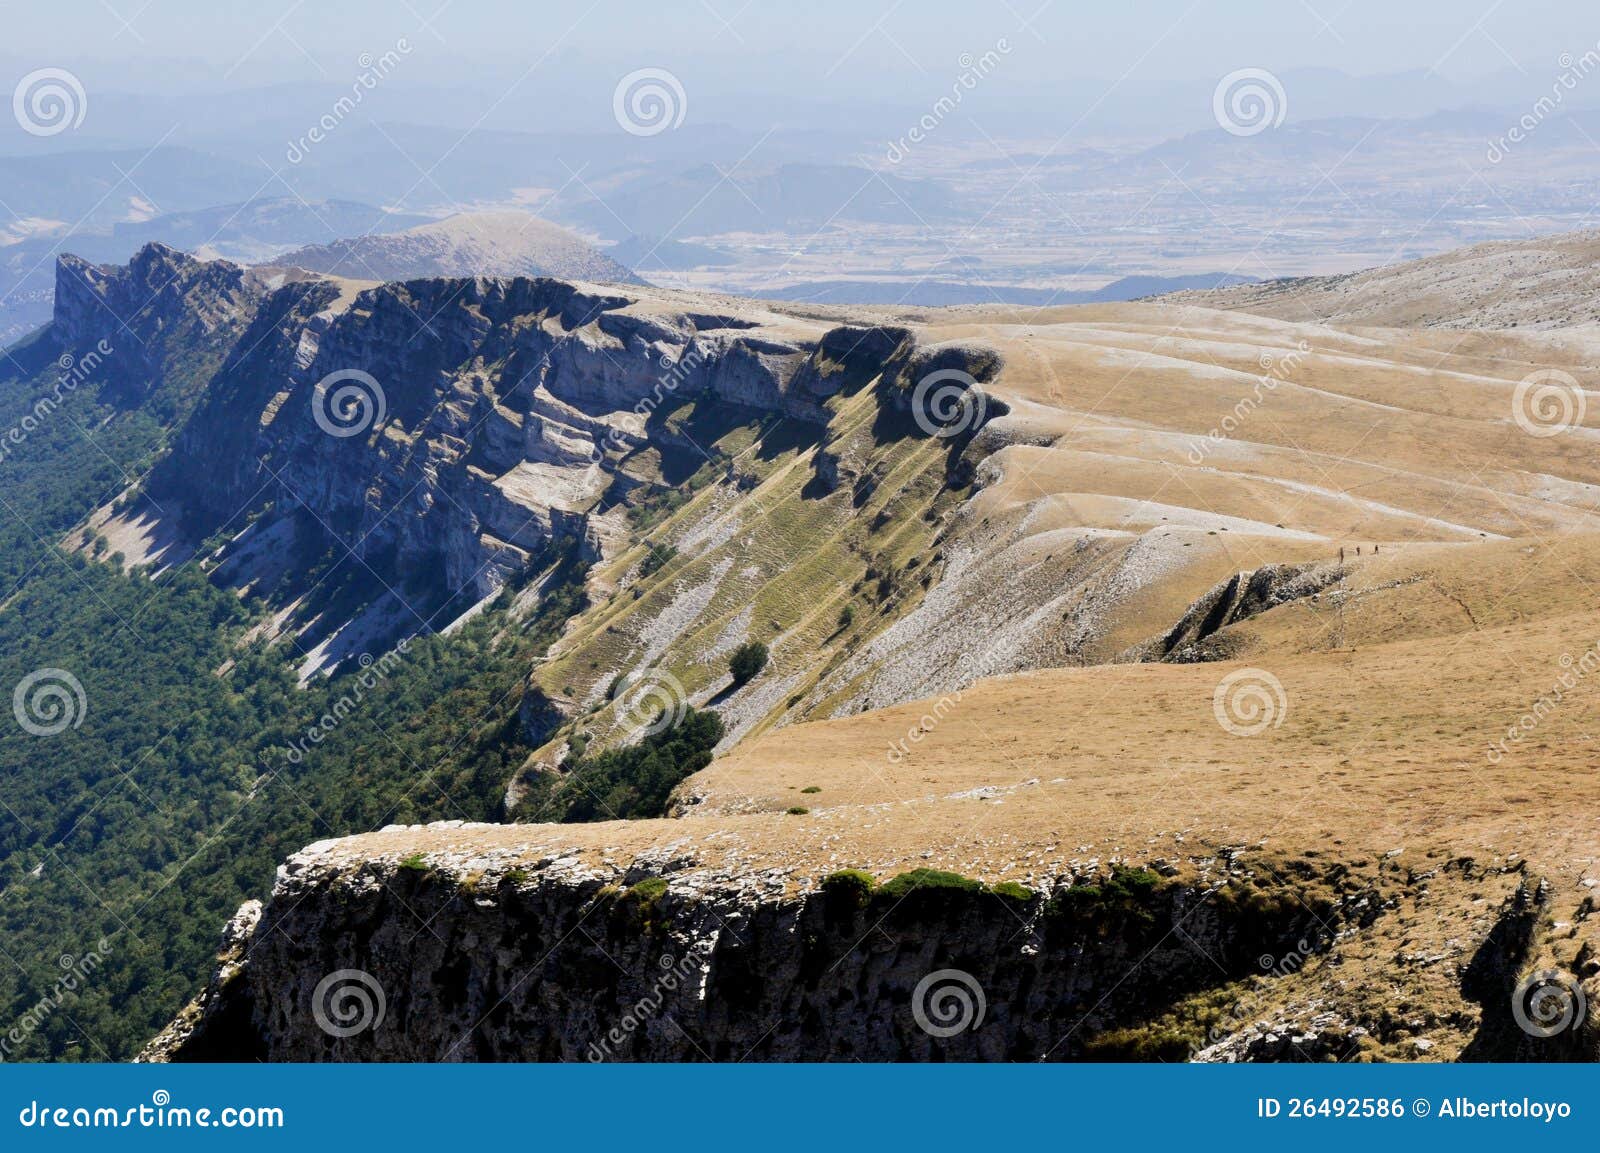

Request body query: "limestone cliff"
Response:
[144, 269, 840, 611]
[145, 821, 1598, 1062]
[142, 829, 1345, 1061]
[59, 244, 998, 679]
[54, 243, 260, 402]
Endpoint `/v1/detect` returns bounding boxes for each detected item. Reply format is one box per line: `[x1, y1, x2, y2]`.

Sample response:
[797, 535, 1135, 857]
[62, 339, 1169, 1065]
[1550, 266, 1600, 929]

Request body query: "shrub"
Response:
[800, 785, 821, 794]
[786, 806, 809, 815]
[639, 542, 677, 577]
[619, 877, 671, 934]
[872, 869, 1031, 902]
[729, 641, 769, 686]
[877, 867, 986, 898]
[398, 853, 430, 873]
[1048, 865, 1163, 930]
[820, 869, 878, 908]
[624, 876, 669, 905]
[518, 707, 725, 823]
[1081, 1025, 1199, 1063]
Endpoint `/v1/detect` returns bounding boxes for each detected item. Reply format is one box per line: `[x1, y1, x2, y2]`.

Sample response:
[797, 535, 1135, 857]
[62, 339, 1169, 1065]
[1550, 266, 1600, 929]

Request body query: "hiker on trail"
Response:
[1356, 546, 1361, 556]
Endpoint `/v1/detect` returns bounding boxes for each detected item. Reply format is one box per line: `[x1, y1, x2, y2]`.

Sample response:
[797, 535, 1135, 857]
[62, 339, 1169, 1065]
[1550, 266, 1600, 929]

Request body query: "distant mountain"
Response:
[761, 272, 1255, 307]
[271, 212, 642, 285]
[0, 197, 420, 348]
[110, 199, 427, 264]
[564, 163, 959, 240]
[0, 146, 266, 232]
[1166, 228, 1600, 329]
[1125, 110, 1499, 174]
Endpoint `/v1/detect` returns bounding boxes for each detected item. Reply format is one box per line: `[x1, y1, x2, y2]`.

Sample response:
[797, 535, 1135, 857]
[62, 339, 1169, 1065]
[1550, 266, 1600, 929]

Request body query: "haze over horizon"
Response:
[5, 0, 1600, 145]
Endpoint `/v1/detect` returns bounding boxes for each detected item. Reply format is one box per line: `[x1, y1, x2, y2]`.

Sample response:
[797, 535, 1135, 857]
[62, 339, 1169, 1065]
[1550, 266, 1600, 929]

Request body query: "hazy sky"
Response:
[6, 0, 1593, 83]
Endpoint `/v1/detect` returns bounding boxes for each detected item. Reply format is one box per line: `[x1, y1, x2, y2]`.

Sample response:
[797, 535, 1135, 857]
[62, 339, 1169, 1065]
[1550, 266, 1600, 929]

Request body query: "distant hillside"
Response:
[763, 271, 1255, 307]
[1167, 229, 1600, 329]
[0, 197, 419, 348]
[272, 212, 642, 285]
[110, 199, 427, 264]
[566, 163, 958, 240]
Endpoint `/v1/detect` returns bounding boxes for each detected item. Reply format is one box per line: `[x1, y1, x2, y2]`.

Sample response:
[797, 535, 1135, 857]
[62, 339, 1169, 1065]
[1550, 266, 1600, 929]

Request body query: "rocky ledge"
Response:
[139, 821, 1568, 1063]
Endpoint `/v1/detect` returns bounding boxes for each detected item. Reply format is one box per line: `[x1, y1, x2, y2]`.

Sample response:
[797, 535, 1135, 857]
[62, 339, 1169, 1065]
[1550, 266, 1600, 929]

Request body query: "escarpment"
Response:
[150, 273, 841, 612]
[1147, 562, 1350, 662]
[54, 243, 260, 403]
[141, 833, 1351, 1062]
[145, 826, 1594, 1063]
[62, 243, 1003, 678]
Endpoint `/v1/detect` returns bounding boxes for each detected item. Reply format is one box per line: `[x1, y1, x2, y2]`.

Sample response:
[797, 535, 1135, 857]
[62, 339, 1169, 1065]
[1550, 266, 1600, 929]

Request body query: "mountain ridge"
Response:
[267, 212, 642, 287]
[1162, 228, 1600, 329]
[18, 234, 1600, 1063]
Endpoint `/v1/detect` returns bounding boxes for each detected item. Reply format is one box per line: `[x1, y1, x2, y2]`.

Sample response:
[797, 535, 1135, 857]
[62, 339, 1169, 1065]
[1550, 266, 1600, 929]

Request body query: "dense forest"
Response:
[517, 707, 724, 823]
[0, 319, 590, 1059]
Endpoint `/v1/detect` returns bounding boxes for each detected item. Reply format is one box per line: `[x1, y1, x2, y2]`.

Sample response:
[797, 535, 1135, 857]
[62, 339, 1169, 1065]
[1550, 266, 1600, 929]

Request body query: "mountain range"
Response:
[1, 225, 1598, 1060]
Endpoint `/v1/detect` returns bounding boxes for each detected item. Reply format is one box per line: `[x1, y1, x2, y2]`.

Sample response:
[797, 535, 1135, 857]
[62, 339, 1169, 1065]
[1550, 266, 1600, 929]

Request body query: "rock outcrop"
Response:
[1152, 562, 1348, 661]
[47, 244, 1001, 669]
[54, 243, 259, 400]
[143, 832, 1349, 1062]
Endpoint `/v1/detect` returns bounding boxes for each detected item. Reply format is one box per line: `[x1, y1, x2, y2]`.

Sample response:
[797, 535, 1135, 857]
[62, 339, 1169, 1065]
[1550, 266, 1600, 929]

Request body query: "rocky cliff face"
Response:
[144, 831, 1353, 1062]
[53, 243, 999, 673]
[54, 243, 260, 401]
[145, 828, 1598, 1063]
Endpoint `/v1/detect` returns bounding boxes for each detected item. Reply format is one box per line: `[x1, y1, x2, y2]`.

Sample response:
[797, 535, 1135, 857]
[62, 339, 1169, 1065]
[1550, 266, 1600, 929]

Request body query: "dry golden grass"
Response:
[328, 294, 1600, 1058]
